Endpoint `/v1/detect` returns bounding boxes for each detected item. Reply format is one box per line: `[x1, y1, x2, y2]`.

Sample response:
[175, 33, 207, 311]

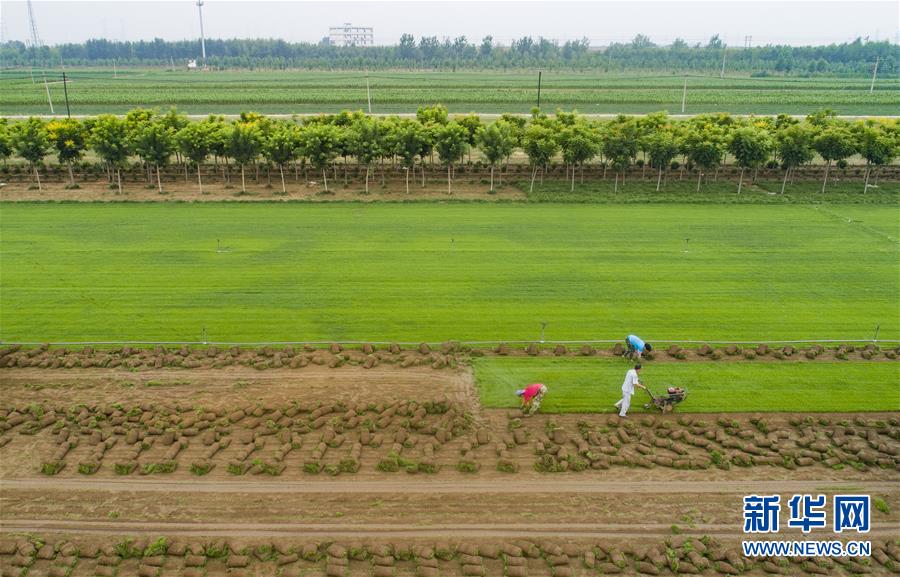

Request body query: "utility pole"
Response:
[62, 71, 71, 117]
[197, 0, 207, 68]
[113, 60, 118, 78]
[745, 35, 753, 72]
[536, 70, 542, 109]
[366, 72, 372, 113]
[870, 56, 879, 93]
[681, 77, 687, 113]
[720, 49, 726, 78]
[42, 73, 54, 114]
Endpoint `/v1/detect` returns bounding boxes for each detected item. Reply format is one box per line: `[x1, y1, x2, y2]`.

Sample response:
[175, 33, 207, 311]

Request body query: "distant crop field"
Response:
[1, 203, 897, 343]
[2, 69, 898, 115]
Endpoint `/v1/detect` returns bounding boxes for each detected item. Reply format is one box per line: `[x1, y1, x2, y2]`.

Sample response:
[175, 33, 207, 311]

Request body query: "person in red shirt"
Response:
[516, 383, 548, 416]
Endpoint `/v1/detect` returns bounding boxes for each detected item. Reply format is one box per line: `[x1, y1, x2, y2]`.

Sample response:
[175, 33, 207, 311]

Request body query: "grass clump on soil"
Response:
[114, 462, 137, 475]
[114, 538, 143, 559]
[190, 461, 215, 476]
[874, 497, 890, 515]
[2, 203, 897, 343]
[141, 461, 177, 474]
[40, 461, 65, 475]
[78, 462, 100, 475]
[144, 537, 168, 557]
[473, 357, 900, 413]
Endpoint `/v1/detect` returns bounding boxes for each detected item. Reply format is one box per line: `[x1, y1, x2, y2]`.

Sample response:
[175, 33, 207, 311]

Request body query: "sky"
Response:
[1, 0, 898, 47]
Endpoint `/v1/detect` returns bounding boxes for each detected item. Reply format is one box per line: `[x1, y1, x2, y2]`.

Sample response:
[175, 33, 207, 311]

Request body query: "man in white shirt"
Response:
[614, 364, 646, 417]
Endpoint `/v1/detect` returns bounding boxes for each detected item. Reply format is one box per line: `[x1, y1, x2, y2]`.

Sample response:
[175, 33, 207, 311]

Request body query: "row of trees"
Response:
[1, 36, 895, 76]
[1, 107, 896, 195]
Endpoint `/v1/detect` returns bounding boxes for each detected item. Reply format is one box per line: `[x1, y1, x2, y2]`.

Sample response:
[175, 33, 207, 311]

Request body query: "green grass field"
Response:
[1, 203, 897, 343]
[520, 179, 900, 205]
[473, 357, 900, 413]
[2, 70, 899, 115]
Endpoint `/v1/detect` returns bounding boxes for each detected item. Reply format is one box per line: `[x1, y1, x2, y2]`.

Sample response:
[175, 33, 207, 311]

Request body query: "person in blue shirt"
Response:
[625, 334, 652, 359]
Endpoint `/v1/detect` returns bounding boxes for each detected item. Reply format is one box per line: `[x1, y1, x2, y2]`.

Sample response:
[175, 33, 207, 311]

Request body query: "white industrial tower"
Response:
[329, 23, 374, 47]
[197, 0, 208, 67]
[26, 0, 43, 66]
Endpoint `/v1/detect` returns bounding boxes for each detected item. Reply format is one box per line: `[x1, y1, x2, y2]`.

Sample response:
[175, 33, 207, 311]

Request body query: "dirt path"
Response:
[0, 179, 526, 202]
[3, 478, 896, 494]
[6, 519, 898, 539]
[0, 364, 474, 408]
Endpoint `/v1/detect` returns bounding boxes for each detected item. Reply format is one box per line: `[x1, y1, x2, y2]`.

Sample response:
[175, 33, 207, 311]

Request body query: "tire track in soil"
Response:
[3, 519, 898, 538]
[3, 478, 897, 494]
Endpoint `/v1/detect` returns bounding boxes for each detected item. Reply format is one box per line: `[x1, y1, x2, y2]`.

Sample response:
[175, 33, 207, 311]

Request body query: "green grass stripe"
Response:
[473, 357, 900, 413]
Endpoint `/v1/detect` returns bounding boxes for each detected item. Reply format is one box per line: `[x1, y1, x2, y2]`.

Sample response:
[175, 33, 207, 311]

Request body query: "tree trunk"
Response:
[529, 166, 537, 193]
[614, 172, 618, 194]
[863, 164, 870, 193]
[570, 164, 575, 192]
[696, 170, 702, 192]
[33, 163, 42, 192]
[447, 164, 452, 195]
[294, 162, 299, 182]
[156, 164, 163, 194]
[821, 160, 830, 193]
[642, 163, 646, 181]
[422, 161, 426, 187]
[240, 164, 246, 193]
[255, 163, 259, 183]
[365, 165, 370, 194]
[656, 167, 662, 192]
[117, 168, 122, 194]
[540, 166, 544, 185]
[322, 168, 329, 192]
[713, 167, 718, 181]
[737, 167, 744, 194]
[67, 160, 75, 187]
[198, 163, 204, 194]
[279, 164, 286, 194]
[490, 165, 494, 192]
[184, 163, 189, 183]
[781, 167, 789, 194]
[405, 167, 410, 194]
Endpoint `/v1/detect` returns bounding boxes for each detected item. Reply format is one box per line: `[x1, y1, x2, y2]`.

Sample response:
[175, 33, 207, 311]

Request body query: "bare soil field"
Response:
[2, 342, 896, 374]
[0, 179, 525, 203]
[2, 364, 898, 576]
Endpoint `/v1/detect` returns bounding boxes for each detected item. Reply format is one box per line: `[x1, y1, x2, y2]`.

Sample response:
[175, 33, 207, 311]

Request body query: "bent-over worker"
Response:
[516, 383, 548, 416]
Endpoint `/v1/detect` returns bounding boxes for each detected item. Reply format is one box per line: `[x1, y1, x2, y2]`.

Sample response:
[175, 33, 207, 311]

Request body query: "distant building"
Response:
[328, 23, 374, 47]
[187, 59, 198, 69]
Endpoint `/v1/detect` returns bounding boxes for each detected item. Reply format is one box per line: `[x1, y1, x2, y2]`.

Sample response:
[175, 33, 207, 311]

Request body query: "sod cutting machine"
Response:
[643, 386, 688, 413]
